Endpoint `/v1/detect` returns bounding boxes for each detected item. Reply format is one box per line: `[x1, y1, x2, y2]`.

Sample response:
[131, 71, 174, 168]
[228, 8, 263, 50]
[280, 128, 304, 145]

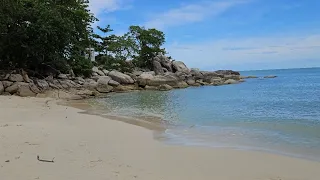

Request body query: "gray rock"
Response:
[224, 75, 241, 80]
[102, 69, 110, 75]
[9, 74, 24, 82]
[22, 73, 30, 83]
[69, 69, 75, 78]
[35, 79, 50, 91]
[17, 83, 37, 97]
[0, 81, 4, 94]
[145, 85, 158, 90]
[215, 70, 240, 76]
[49, 80, 63, 89]
[224, 79, 239, 84]
[209, 77, 223, 85]
[96, 84, 113, 93]
[147, 75, 179, 87]
[114, 85, 138, 92]
[155, 54, 173, 72]
[2, 81, 13, 88]
[92, 72, 99, 76]
[174, 81, 189, 89]
[264, 75, 277, 78]
[186, 78, 196, 85]
[59, 80, 78, 89]
[0, 74, 10, 80]
[152, 60, 164, 75]
[108, 80, 120, 87]
[97, 76, 111, 85]
[92, 67, 105, 76]
[191, 69, 204, 80]
[108, 70, 134, 84]
[83, 79, 98, 90]
[58, 74, 68, 79]
[137, 73, 155, 86]
[74, 77, 85, 85]
[159, 84, 173, 91]
[132, 71, 143, 76]
[29, 83, 41, 94]
[172, 61, 190, 73]
[5, 83, 20, 94]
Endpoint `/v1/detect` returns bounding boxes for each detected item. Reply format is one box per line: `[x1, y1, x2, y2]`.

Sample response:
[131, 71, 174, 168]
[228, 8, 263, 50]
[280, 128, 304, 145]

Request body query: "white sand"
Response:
[1, 96, 320, 180]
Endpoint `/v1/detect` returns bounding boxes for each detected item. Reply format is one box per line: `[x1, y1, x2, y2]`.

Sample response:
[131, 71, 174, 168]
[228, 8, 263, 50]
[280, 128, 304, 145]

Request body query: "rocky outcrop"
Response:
[264, 75, 277, 78]
[172, 61, 190, 73]
[0, 81, 4, 94]
[108, 70, 134, 84]
[9, 74, 24, 82]
[215, 70, 240, 76]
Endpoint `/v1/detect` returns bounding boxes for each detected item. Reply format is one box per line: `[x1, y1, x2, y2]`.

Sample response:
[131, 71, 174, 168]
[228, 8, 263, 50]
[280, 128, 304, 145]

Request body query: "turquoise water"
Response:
[94, 67, 320, 161]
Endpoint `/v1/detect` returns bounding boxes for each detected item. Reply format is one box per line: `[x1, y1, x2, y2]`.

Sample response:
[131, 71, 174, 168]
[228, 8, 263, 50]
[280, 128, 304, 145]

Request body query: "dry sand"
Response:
[0, 96, 320, 180]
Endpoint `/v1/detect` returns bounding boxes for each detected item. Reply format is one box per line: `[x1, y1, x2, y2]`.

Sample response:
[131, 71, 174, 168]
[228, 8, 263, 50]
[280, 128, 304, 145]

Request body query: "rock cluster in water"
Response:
[0, 54, 275, 99]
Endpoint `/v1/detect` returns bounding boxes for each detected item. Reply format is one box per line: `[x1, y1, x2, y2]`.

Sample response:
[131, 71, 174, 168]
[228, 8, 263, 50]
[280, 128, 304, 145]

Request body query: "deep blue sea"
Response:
[93, 68, 320, 161]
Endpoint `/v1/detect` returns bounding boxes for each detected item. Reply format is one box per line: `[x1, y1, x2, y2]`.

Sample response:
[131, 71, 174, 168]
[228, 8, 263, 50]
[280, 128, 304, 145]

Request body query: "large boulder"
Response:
[35, 79, 50, 91]
[137, 73, 155, 86]
[5, 82, 20, 94]
[97, 76, 111, 85]
[172, 61, 190, 73]
[1, 81, 13, 88]
[83, 79, 98, 90]
[146, 75, 179, 87]
[5, 82, 37, 96]
[17, 83, 37, 97]
[108, 70, 134, 84]
[73, 77, 85, 85]
[108, 80, 120, 87]
[9, 74, 24, 82]
[201, 71, 222, 83]
[190, 69, 204, 80]
[154, 54, 173, 72]
[186, 78, 196, 86]
[102, 69, 110, 76]
[152, 60, 164, 75]
[92, 67, 105, 76]
[96, 84, 113, 93]
[0, 81, 4, 94]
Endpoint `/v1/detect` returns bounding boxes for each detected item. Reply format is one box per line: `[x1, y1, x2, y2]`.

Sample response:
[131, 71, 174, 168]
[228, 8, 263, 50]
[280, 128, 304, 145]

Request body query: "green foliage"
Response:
[0, 0, 96, 76]
[129, 26, 166, 68]
[70, 55, 93, 77]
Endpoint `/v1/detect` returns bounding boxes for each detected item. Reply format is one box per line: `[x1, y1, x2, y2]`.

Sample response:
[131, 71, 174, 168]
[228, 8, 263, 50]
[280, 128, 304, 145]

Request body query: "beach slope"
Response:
[0, 96, 319, 180]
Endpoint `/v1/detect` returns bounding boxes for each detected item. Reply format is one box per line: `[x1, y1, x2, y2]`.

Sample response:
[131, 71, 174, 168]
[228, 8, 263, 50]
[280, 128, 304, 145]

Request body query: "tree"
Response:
[93, 25, 137, 72]
[0, 0, 96, 76]
[128, 26, 166, 69]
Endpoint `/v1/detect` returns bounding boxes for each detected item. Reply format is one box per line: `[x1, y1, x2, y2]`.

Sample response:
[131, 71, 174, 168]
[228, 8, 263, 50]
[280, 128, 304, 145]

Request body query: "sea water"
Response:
[93, 68, 320, 161]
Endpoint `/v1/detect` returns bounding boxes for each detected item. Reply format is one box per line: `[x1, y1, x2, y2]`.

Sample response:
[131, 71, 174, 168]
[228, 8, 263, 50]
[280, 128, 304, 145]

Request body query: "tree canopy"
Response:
[0, 0, 168, 76]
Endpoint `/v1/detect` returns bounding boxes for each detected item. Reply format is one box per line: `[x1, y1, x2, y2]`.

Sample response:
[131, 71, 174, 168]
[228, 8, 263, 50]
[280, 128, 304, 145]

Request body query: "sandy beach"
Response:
[0, 96, 320, 180]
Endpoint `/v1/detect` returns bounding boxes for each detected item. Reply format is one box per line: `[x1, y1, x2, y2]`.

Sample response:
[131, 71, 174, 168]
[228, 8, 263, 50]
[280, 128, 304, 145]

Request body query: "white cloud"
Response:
[145, 0, 250, 30]
[166, 34, 320, 70]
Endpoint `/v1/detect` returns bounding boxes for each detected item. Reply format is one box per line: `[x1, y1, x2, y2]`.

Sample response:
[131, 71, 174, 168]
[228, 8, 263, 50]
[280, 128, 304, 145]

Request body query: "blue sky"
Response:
[89, 0, 320, 70]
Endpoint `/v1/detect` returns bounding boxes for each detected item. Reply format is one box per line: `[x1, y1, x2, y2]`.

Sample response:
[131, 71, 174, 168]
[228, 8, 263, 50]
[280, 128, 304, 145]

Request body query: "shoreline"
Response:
[65, 96, 320, 163]
[1, 96, 320, 180]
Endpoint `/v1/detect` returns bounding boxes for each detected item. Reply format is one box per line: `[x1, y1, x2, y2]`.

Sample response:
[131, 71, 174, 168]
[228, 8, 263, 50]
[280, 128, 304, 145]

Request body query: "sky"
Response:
[88, 0, 320, 70]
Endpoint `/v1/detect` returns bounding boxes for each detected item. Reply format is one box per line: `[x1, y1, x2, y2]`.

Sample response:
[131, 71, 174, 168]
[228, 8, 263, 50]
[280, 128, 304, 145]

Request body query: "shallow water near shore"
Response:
[87, 67, 320, 161]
